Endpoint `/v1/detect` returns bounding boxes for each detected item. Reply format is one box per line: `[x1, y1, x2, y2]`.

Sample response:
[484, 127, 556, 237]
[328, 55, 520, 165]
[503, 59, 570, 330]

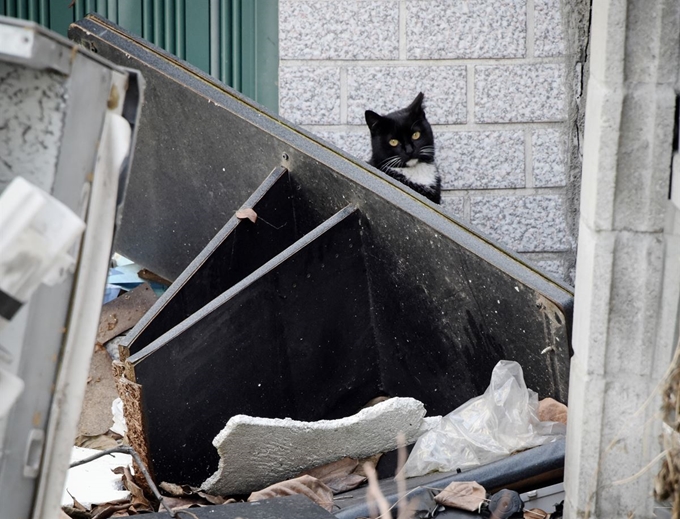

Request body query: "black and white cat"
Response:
[365, 92, 441, 204]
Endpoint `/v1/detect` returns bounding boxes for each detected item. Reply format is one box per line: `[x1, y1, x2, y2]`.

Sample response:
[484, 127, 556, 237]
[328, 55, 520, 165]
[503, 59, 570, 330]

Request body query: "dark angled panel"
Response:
[130, 206, 379, 486]
[123, 166, 329, 355]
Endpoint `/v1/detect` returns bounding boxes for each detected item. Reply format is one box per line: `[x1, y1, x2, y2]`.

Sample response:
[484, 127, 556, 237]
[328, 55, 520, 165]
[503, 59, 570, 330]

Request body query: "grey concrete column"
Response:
[564, 0, 680, 517]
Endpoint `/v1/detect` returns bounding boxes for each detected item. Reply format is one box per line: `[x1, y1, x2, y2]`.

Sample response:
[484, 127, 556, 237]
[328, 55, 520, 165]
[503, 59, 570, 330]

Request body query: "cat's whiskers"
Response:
[379, 156, 403, 171]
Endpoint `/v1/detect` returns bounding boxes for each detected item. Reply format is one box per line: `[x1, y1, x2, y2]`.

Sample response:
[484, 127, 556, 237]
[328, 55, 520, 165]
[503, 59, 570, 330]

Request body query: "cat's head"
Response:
[365, 92, 435, 171]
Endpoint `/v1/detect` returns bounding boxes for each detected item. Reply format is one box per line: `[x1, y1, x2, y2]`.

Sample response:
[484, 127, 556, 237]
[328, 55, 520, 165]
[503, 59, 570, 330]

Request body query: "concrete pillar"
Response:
[564, 0, 680, 517]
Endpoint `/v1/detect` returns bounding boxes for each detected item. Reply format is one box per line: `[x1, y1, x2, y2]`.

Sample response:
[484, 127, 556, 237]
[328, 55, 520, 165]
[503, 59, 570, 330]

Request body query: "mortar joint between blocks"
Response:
[340, 67, 348, 124]
[525, 128, 535, 188]
[399, 0, 407, 60]
[467, 64, 475, 124]
[463, 192, 471, 221]
[526, 0, 535, 58]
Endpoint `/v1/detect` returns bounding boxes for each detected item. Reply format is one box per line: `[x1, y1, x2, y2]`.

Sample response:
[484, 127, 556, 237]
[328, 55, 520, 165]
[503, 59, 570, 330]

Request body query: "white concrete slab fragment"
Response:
[61, 447, 132, 509]
[201, 397, 430, 496]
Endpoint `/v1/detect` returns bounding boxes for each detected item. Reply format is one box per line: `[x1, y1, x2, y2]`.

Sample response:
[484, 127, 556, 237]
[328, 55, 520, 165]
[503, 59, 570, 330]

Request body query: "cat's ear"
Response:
[365, 110, 384, 132]
[408, 92, 425, 115]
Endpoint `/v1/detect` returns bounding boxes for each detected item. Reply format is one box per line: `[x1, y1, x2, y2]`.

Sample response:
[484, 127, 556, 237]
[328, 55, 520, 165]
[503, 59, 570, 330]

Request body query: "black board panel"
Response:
[130, 206, 379, 486]
[69, 17, 576, 491]
[123, 166, 334, 356]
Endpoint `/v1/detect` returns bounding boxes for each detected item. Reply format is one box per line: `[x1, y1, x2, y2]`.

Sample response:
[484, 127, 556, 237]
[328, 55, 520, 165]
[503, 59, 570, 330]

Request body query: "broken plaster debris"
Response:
[201, 397, 435, 496]
[61, 447, 132, 509]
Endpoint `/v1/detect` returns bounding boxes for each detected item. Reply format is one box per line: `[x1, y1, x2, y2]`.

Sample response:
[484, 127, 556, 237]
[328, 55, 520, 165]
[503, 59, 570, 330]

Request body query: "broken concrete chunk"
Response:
[201, 397, 428, 496]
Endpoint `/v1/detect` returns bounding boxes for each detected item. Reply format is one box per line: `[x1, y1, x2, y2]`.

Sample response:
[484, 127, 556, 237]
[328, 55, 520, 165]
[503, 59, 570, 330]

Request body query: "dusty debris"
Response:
[235, 207, 257, 223]
[77, 348, 119, 439]
[300, 455, 384, 494]
[248, 475, 334, 512]
[96, 282, 157, 346]
[201, 397, 433, 496]
[434, 481, 486, 512]
[538, 397, 568, 425]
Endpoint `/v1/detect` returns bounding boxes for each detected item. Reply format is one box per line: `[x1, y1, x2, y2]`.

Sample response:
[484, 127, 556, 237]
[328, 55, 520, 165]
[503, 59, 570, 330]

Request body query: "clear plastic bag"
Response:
[401, 360, 566, 478]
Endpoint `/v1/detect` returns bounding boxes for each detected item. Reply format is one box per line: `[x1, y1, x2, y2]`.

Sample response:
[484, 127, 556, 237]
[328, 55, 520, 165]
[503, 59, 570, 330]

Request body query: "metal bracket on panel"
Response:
[23, 429, 45, 478]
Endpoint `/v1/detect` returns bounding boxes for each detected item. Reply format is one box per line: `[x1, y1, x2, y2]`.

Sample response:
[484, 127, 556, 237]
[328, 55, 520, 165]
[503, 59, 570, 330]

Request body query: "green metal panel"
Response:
[253, 0, 278, 112]
[2, 0, 278, 112]
[48, 1, 72, 38]
[185, 0, 209, 73]
[118, 0, 142, 37]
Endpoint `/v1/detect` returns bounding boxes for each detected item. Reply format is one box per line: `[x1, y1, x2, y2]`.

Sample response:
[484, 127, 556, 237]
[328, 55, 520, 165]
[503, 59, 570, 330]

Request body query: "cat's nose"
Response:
[405, 143, 414, 155]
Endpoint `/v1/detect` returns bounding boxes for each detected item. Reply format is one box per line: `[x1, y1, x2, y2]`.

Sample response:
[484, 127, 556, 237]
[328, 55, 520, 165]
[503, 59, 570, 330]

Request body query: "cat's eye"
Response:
[412, 131, 421, 140]
[389, 139, 399, 147]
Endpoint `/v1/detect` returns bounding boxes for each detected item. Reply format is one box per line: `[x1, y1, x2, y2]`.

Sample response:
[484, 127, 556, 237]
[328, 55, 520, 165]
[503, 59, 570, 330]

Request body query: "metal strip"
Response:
[142, 0, 152, 40]
[152, 0, 163, 47]
[27, 0, 38, 21]
[163, 0, 174, 55]
[174, 0, 184, 59]
[107, 0, 117, 22]
[231, 0, 241, 91]
[209, 0, 218, 77]
[219, 0, 232, 85]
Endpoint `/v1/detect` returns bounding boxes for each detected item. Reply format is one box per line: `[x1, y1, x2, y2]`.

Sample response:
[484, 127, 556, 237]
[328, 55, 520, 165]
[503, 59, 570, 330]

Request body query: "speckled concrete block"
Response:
[475, 64, 567, 123]
[348, 66, 466, 125]
[533, 129, 567, 187]
[405, 0, 526, 59]
[279, 0, 399, 60]
[534, 0, 566, 57]
[441, 196, 466, 219]
[201, 397, 431, 496]
[526, 257, 567, 280]
[470, 195, 573, 252]
[279, 66, 341, 125]
[0, 63, 66, 192]
[437, 131, 525, 189]
[307, 129, 371, 162]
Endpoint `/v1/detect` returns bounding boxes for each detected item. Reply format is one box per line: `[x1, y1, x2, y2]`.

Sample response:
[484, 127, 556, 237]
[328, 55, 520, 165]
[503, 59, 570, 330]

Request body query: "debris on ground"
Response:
[488, 489, 524, 518]
[401, 360, 567, 478]
[433, 481, 487, 512]
[300, 454, 381, 494]
[96, 282, 157, 347]
[537, 398, 568, 425]
[61, 447, 133, 510]
[247, 475, 334, 512]
[76, 348, 120, 447]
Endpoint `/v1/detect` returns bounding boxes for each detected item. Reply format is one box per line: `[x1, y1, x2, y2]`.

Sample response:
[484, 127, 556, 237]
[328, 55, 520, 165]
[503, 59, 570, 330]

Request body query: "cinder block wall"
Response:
[279, 0, 576, 283]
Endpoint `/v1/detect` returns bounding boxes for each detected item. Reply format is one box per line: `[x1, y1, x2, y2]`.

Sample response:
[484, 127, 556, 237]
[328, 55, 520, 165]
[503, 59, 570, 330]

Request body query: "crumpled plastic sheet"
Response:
[401, 360, 566, 478]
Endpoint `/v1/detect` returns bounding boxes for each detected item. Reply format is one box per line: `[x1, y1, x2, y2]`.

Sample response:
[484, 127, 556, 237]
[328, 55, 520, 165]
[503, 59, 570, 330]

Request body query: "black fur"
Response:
[365, 92, 441, 204]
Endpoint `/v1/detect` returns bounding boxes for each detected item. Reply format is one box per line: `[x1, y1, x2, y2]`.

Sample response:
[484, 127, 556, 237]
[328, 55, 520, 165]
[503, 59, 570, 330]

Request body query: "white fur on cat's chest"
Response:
[393, 161, 438, 187]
